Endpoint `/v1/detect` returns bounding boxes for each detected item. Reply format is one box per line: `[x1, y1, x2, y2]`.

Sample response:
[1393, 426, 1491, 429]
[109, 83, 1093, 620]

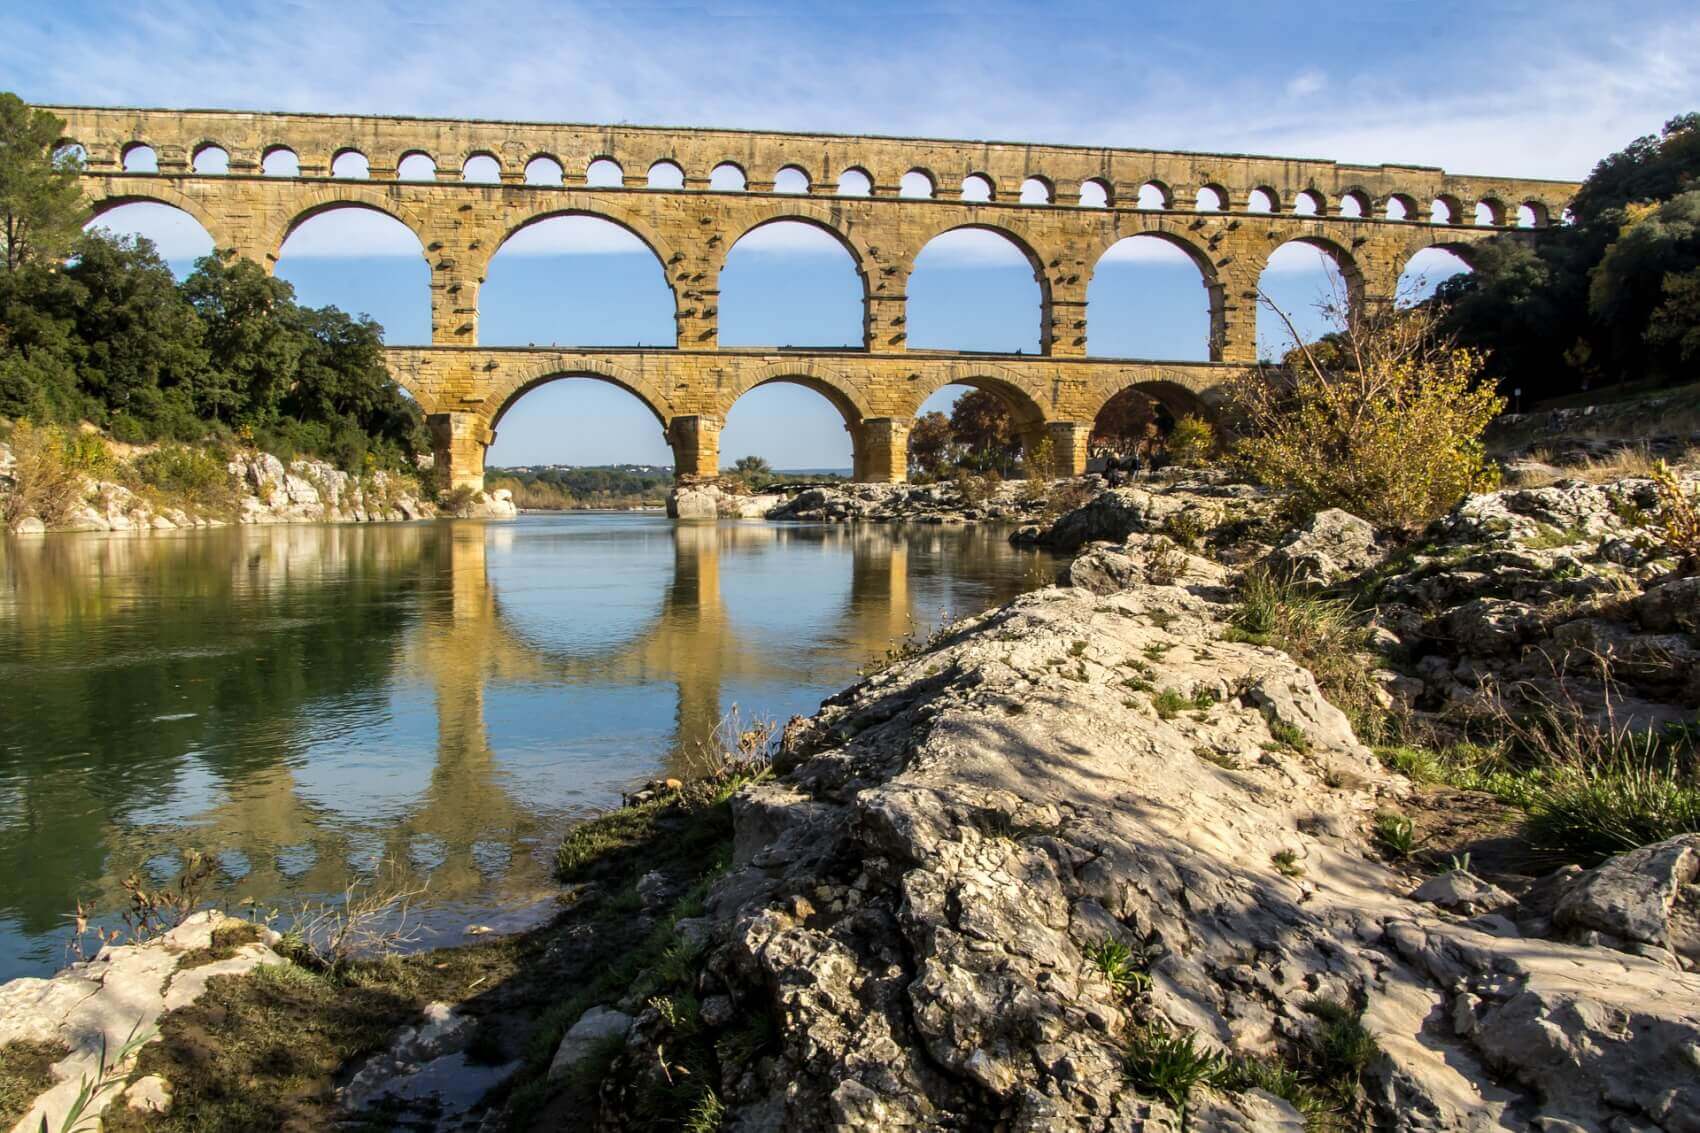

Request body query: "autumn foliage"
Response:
[1229, 303, 1504, 531]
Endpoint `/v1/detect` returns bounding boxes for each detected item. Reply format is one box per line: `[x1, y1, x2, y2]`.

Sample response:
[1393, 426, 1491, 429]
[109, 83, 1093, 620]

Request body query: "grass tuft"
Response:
[1125, 1022, 1222, 1115]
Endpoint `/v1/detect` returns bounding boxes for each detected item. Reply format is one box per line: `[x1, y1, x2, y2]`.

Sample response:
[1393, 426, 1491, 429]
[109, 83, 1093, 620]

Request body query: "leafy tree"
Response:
[181, 253, 308, 425]
[1648, 268, 1700, 365]
[1435, 113, 1700, 399]
[949, 389, 1021, 475]
[0, 95, 85, 271]
[1587, 192, 1700, 380]
[0, 256, 81, 419]
[62, 233, 209, 436]
[907, 411, 953, 478]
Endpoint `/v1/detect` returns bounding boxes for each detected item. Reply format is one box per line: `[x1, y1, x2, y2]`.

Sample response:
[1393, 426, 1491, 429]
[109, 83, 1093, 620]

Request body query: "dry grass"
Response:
[0, 421, 112, 526]
[1510, 443, 1698, 486]
[283, 864, 428, 974]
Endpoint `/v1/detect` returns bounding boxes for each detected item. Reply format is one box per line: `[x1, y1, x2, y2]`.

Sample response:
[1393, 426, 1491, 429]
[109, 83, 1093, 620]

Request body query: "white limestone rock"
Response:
[547, 1006, 633, 1080]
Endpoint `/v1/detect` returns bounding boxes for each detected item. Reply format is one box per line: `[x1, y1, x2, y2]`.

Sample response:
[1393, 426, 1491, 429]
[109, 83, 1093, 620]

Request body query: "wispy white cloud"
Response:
[1285, 69, 1327, 99]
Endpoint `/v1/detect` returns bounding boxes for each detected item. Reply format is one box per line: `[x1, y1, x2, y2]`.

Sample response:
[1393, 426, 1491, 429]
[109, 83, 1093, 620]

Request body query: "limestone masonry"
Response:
[45, 104, 1579, 488]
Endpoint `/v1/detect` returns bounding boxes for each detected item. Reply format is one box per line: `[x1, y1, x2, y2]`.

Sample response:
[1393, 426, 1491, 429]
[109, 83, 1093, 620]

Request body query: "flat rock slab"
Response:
[1, 912, 284, 1133]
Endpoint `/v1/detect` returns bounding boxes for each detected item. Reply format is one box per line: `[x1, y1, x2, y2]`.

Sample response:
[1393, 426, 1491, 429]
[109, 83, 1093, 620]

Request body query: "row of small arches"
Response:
[76, 139, 1552, 229]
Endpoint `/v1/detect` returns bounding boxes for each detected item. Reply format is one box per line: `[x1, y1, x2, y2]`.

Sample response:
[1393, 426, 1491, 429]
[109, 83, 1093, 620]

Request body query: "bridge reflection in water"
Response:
[0, 517, 1053, 976]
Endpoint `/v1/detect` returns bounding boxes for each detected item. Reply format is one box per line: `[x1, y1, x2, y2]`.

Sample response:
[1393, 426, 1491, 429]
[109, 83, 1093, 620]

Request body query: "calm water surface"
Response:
[0, 515, 1056, 978]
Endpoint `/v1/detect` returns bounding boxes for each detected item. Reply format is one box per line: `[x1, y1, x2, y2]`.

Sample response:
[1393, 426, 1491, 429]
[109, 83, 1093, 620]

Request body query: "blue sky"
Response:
[16, 1, 1700, 468]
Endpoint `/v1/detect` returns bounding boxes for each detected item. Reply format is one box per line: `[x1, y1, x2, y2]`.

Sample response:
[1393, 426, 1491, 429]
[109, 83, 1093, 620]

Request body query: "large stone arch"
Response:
[484, 358, 676, 434]
[911, 219, 1048, 279]
[1085, 372, 1220, 429]
[493, 204, 679, 285]
[85, 185, 227, 252]
[717, 361, 880, 425]
[1085, 225, 1226, 361]
[907, 222, 1053, 354]
[721, 205, 879, 275]
[1258, 232, 1365, 320]
[1401, 233, 1489, 272]
[480, 206, 681, 348]
[717, 212, 873, 349]
[912, 365, 1052, 430]
[264, 187, 434, 264]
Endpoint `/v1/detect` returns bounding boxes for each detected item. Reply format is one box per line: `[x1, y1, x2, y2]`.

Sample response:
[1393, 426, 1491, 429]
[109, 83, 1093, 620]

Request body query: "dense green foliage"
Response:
[0, 233, 427, 469]
[0, 98, 426, 471]
[0, 93, 85, 271]
[1437, 113, 1700, 399]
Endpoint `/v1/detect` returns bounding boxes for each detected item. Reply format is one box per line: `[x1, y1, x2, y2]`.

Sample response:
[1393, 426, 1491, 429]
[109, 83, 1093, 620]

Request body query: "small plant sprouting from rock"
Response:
[1152, 688, 1190, 720]
[50, 1018, 155, 1133]
[1085, 938, 1150, 996]
[1196, 746, 1241, 771]
[1372, 812, 1416, 858]
[1649, 459, 1699, 572]
[1267, 721, 1311, 753]
[69, 849, 218, 957]
[683, 1088, 727, 1133]
[1271, 849, 1304, 877]
[1125, 1021, 1223, 1118]
[1303, 997, 1381, 1085]
[1161, 509, 1206, 550]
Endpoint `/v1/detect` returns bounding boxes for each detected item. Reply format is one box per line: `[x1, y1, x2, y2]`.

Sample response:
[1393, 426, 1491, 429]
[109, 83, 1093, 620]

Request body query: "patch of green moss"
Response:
[0, 1039, 70, 1128]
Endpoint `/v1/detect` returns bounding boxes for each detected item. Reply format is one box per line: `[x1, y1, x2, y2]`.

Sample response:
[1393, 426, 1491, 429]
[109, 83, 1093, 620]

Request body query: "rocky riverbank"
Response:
[0, 441, 520, 533]
[3, 467, 1697, 1131]
[668, 478, 1062, 524]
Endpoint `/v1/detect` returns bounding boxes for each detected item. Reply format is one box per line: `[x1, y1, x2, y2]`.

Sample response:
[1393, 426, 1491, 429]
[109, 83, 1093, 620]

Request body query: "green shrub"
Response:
[1229, 304, 1503, 531]
[1227, 570, 1385, 742]
[1084, 938, 1150, 995]
[130, 443, 236, 515]
[1523, 751, 1700, 862]
[1166, 415, 1215, 466]
[1372, 812, 1416, 858]
[1152, 688, 1190, 720]
[1303, 998, 1380, 1083]
[0, 420, 111, 524]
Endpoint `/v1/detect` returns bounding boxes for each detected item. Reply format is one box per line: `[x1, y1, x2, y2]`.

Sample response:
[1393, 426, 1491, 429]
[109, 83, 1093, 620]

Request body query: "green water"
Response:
[0, 515, 1056, 979]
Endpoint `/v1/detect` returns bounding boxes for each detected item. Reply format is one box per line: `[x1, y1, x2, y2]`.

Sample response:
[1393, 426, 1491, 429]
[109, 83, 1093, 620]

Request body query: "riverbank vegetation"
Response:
[0, 95, 427, 475]
[1438, 112, 1700, 403]
[1229, 303, 1504, 531]
[47, 718, 775, 1132]
[485, 465, 674, 509]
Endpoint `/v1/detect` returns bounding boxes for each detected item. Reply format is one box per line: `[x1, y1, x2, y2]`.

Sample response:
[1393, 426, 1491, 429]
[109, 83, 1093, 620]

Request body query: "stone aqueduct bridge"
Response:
[48, 105, 1579, 487]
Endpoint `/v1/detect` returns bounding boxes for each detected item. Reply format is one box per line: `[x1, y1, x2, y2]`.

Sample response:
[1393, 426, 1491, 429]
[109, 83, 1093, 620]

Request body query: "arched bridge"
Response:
[46, 104, 1579, 487]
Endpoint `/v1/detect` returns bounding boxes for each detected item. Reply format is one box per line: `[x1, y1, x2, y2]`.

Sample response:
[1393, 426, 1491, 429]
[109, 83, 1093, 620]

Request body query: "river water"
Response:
[0, 515, 1057, 979]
